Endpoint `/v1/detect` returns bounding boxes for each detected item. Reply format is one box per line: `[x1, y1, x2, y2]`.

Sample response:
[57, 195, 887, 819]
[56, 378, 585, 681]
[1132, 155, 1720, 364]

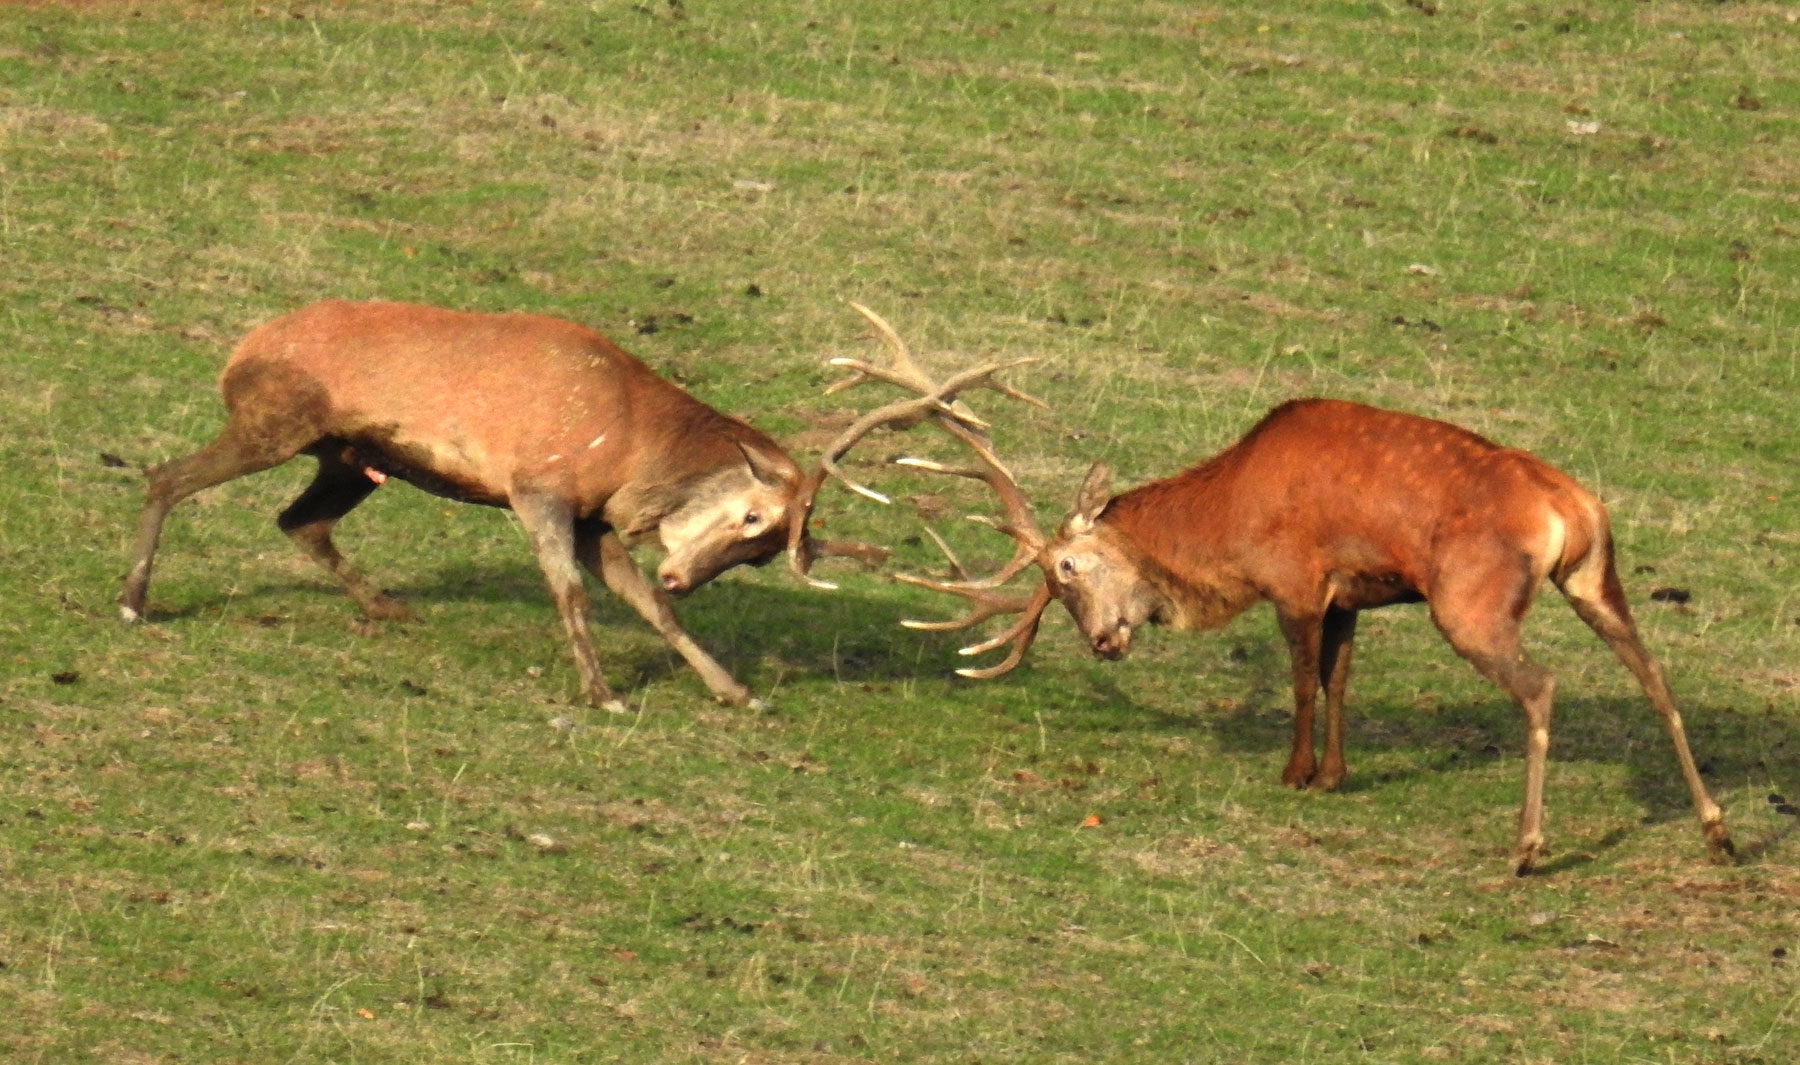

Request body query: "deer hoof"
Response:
[600, 698, 630, 715]
[361, 598, 417, 623]
[714, 687, 765, 711]
[120, 605, 143, 624]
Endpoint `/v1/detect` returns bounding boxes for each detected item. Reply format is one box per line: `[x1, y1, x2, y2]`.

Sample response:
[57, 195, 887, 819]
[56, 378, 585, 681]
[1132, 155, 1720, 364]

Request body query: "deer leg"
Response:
[278, 455, 414, 622]
[1312, 607, 1359, 792]
[121, 421, 305, 621]
[1275, 610, 1324, 788]
[1429, 571, 1558, 876]
[583, 528, 762, 711]
[511, 493, 623, 712]
[1562, 559, 1734, 862]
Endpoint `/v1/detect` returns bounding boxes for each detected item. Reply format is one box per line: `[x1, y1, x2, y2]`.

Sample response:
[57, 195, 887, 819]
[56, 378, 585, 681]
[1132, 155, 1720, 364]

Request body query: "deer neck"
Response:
[1100, 476, 1259, 633]
[602, 406, 795, 545]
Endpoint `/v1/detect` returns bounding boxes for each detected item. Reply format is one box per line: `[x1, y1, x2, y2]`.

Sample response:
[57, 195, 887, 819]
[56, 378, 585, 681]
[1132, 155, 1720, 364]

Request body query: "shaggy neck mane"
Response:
[604, 399, 794, 543]
[1098, 454, 1259, 632]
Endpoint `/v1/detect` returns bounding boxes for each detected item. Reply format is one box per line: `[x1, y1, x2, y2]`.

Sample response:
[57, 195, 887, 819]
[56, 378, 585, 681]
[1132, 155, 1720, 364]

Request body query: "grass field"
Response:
[2, 1, 1798, 1061]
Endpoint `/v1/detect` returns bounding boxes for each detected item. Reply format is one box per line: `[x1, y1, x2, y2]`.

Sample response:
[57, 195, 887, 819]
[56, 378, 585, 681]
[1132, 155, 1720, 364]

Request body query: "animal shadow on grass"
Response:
[1045, 632, 1798, 870]
[134, 556, 939, 693]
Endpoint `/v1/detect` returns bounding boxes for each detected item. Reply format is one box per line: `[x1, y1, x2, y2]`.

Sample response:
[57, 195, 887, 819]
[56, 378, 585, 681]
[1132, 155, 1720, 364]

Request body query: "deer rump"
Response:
[121, 300, 820, 712]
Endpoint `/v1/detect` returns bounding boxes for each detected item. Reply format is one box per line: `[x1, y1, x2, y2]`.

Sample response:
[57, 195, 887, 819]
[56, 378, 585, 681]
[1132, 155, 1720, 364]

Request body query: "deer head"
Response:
[655, 440, 805, 596]
[1035, 462, 1183, 660]
[896, 450, 1174, 674]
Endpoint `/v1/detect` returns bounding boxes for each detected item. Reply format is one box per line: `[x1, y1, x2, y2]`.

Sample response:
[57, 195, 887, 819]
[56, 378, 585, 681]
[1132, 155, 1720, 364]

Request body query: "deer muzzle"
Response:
[656, 558, 701, 598]
[1090, 622, 1132, 660]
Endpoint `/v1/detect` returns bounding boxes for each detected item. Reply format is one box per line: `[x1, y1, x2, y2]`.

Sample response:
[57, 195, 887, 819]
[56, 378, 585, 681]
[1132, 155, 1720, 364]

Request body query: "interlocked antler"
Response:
[804, 306, 1061, 679]
[888, 391, 1057, 679]
[785, 303, 1046, 591]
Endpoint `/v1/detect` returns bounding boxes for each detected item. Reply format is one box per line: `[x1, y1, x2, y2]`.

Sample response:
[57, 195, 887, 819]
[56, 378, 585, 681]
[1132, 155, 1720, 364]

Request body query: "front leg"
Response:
[584, 529, 763, 710]
[1311, 607, 1359, 792]
[512, 493, 625, 712]
[1275, 610, 1324, 788]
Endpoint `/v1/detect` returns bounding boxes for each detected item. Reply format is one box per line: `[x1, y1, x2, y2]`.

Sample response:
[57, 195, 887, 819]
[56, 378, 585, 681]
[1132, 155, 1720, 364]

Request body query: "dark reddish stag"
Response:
[121, 300, 1029, 711]
[890, 350, 1732, 876]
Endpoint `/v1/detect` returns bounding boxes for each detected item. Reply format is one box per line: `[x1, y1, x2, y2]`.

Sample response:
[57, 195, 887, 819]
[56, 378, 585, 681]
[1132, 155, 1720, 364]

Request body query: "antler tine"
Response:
[919, 525, 971, 583]
[958, 519, 1043, 588]
[812, 356, 1044, 508]
[952, 585, 1052, 679]
[848, 301, 929, 387]
[789, 304, 1047, 584]
[786, 467, 842, 589]
[811, 385, 972, 506]
[893, 464, 1041, 591]
[842, 303, 1046, 403]
[894, 575, 1039, 632]
[892, 536, 1051, 662]
[826, 356, 1048, 431]
[897, 581, 1053, 680]
[928, 417, 1046, 554]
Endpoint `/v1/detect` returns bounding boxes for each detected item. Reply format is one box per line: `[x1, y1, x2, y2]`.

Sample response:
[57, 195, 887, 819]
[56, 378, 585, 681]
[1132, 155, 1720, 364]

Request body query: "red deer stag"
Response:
[886, 339, 1733, 876]
[120, 300, 1030, 711]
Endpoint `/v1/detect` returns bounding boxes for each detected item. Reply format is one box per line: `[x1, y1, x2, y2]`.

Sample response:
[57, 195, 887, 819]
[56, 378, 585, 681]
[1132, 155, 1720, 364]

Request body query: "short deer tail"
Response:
[1550, 490, 1634, 627]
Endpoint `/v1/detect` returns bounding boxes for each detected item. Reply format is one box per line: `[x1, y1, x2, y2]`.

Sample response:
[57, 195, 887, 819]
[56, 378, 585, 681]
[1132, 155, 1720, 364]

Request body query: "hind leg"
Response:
[122, 422, 302, 620]
[278, 455, 413, 621]
[1430, 561, 1559, 875]
[123, 361, 335, 621]
[1564, 558, 1734, 862]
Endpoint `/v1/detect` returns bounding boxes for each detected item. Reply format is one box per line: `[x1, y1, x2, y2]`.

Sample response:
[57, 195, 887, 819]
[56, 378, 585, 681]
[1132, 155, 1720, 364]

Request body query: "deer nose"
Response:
[661, 572, 690, 596]
[1091, 623, 1130, 660]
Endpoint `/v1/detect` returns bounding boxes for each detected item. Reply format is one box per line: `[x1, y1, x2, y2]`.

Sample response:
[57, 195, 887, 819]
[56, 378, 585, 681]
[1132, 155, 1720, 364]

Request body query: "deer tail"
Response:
[1549, 488, 1625, 617]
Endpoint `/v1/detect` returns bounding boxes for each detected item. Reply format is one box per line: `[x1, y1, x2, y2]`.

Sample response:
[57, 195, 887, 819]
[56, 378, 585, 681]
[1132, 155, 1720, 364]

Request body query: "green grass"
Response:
[3, 1, 1798, 1062]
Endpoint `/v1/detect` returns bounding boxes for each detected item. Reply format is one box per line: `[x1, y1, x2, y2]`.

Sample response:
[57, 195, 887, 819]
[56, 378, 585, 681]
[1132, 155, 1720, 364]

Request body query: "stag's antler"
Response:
[804, 306, 1062, 678]
[886, 390, 1057, 679]
[786, 303, 1047, 590]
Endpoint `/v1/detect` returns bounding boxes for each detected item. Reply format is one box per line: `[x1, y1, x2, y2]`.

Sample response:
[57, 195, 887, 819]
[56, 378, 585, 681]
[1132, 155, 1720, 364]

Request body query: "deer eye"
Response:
[1058, 557, 1077, 579]
[742, 512, 762, 529]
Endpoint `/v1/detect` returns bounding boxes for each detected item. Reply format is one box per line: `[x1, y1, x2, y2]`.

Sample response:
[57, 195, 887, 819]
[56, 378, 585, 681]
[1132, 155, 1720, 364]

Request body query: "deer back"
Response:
[222, 300, 803, 584]
[224, 301, 789, 495]
[1094, 399, 1607, 614]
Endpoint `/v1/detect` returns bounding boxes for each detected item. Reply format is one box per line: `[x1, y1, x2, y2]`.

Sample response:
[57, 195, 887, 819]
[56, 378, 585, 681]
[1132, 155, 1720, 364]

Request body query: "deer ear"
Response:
[1066, 461, 1112, 532]
[737, 441, 794, 488]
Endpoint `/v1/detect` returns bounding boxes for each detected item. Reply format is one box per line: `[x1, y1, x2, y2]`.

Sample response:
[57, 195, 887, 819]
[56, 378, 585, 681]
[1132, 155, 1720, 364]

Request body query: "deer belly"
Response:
[334, 431, 509, 507]
[1329, 572, 1425, 611]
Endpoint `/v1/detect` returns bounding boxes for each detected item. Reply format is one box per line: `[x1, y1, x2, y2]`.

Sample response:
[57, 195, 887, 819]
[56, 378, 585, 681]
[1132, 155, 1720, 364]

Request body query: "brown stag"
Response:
[121, 300, 1031, 711]
[885, 334, 1733, 875]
